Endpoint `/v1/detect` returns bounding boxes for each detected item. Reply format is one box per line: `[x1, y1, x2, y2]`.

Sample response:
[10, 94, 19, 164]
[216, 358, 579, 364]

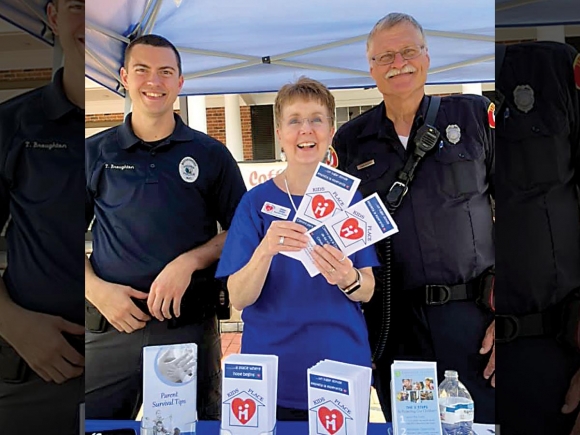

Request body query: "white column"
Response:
[186, 95, 207, 133]
[124, 94, 132, 119]
[461, 83, 482, 95]
[52, 38, 63, 77]
[536, 25, 566, 42]
[224, 94, 244, 161]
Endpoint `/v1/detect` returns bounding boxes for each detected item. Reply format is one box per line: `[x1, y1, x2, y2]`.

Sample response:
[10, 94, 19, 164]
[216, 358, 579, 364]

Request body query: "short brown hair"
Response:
[124, 34, 182, 75]
[274, 77, 335, 127]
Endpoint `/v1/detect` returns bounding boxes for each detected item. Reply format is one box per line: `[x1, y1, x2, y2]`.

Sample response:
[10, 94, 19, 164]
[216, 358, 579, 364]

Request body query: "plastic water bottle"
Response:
[438, 370, 474, 435]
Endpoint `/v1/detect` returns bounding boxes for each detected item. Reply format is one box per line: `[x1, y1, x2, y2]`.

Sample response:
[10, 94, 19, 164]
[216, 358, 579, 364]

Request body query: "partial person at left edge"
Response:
[0, 1, 85, 435]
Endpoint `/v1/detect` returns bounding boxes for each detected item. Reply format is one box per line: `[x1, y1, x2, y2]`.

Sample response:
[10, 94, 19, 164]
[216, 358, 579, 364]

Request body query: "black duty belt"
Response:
[412, 279, 480, 306]
[495, 308, 561, 343]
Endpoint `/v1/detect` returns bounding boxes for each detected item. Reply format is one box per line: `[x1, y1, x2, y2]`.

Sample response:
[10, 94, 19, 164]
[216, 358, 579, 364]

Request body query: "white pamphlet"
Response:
[308, 359, 372, 435]
[220, 354, 278, 435]
[142, 343, 198, 435]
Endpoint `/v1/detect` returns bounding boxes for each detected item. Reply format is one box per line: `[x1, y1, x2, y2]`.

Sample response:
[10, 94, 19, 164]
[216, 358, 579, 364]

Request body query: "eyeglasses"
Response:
[283, 116, 332, 130]
[371, 44, 425, 66]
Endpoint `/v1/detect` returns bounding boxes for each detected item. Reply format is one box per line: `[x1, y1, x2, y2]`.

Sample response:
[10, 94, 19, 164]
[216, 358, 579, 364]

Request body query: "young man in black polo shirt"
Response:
[85, 34, 246, 420]
[0, 1, 85, 434]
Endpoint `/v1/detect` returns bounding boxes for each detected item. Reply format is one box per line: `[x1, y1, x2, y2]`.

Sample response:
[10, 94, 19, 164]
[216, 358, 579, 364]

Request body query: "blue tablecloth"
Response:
[86, 420, 497, 434]
[85, 420, 392, 434]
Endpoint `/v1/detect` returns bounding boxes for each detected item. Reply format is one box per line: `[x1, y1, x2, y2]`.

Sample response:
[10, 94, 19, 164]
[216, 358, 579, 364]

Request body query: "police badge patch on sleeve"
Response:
[325, 145, 339, 168]
[574, 53, 580, 90]
[487, 102, 495, 129]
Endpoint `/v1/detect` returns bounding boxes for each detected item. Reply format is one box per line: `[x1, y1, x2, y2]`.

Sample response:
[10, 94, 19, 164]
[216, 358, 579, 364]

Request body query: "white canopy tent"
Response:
[0, 0, 495, 96]
[82, 0, 494, 97]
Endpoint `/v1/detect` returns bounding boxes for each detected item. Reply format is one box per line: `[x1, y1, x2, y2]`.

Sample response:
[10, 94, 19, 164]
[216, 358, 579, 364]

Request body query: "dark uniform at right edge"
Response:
[334, 13, 496, 424]
[495, 41, 580, 435]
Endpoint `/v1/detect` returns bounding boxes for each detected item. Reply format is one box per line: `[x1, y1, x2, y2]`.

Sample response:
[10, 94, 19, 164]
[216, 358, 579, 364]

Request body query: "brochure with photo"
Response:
[390, 360, 442, 435]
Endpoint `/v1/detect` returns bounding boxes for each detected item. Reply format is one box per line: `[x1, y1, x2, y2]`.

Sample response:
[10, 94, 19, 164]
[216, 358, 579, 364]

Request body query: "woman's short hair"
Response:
[274, 77, 335, 127]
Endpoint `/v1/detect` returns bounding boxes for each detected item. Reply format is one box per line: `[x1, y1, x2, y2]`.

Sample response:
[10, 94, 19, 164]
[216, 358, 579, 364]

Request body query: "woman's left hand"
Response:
[311, 244, 357, 288]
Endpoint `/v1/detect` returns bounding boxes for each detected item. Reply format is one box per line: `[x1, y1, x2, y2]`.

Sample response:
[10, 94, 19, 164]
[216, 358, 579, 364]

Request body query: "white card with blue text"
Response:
[142, 343, 198, 435]
[294, 192, 399, 277]
[220, 353, 278, 435]
[308, 360, 372, 435]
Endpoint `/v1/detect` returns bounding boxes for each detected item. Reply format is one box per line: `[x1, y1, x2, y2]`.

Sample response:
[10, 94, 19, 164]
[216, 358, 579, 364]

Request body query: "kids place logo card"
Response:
[390, 360, 442, 435]
[298, 192, 398, 277]
[220, 354, 278, 435]
[293, 162, 361, 231]
[142, 343, 198, 435]
[308, 360, 372, 435]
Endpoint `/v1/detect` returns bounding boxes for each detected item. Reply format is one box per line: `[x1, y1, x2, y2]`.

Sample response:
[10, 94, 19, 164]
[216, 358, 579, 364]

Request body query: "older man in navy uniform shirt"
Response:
[0, 1, 85, 434]
[495, 41, 580, 435]
[85, 35, 246, 420]
[333, 13, 495, 423]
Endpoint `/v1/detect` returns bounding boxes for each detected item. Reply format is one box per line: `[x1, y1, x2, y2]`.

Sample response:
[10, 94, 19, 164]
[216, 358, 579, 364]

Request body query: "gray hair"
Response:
[366, 13, 427, 56]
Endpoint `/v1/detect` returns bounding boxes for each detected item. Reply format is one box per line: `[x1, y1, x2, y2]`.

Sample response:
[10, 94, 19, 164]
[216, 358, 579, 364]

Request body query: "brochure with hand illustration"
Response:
[220, 353, 278, 435]
[390, 360, 442, 435]
[142, 343, 198, 435]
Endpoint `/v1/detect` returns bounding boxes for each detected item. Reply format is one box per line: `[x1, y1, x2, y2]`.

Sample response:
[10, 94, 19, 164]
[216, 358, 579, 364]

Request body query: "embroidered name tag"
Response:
[261, 202, 291, 219]
[105, 163, 135, 170]
[25, 141, 67, 150]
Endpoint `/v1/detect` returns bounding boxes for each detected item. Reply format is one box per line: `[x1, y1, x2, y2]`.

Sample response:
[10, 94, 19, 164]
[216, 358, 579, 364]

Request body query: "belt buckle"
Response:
[425, 285, 451, 306]
[495, 314, 519, 343]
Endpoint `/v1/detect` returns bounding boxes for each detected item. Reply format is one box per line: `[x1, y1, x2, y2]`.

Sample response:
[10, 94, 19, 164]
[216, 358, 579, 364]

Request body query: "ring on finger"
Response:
[278, 236, 285, 245]
[328, 267, 336, 274]
[339, 254, 347, 263]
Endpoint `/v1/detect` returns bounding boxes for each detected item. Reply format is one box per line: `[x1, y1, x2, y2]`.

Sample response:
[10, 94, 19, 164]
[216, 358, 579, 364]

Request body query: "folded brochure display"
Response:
[142, 343, 199, 435]
[220, 354, 279, 435]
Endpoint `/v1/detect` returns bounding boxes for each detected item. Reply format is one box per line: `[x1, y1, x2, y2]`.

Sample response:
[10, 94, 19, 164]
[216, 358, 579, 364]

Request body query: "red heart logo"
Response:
[340, 218, 364, 240]
[318, 406, 344, 435]
[232, 398, 256, 424]
[265, 204, 274, 212]
[311, 194, 335, 219]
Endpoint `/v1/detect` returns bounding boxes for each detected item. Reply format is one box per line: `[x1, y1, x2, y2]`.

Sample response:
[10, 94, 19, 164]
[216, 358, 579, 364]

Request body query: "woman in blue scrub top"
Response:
[216, 77, 379, 420]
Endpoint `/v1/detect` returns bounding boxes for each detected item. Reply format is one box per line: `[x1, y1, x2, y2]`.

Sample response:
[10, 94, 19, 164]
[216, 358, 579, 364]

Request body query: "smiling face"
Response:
[368, 22, 430, 99]
[120, 44, 184, 118]
[276, 98, 335, 169]
[47, 0, 85, 72]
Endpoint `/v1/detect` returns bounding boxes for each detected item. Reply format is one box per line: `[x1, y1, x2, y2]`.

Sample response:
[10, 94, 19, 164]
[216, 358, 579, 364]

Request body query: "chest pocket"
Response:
[90, 162, 146, 208]
[497, 105, 571, 191]
[346, 158, 393, 199]
[433, 140, 485, 198]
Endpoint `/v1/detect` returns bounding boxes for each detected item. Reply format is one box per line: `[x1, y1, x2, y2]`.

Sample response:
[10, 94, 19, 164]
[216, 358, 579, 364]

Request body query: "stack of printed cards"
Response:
[307, 360, 372, 435]
[220, 354, 278, 435]
[283, 163, 398, 277]
[142, 343, 198, 435]
[292, 163, 361, 231]
[390, 360, 442, 435]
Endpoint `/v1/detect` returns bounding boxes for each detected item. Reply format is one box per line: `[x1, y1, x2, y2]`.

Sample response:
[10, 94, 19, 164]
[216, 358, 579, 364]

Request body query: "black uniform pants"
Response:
[85, 315, 222, 420]
[0, 362, 83, 435]
[497, 336, 580, 435]
[371, 293, 495, 423]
